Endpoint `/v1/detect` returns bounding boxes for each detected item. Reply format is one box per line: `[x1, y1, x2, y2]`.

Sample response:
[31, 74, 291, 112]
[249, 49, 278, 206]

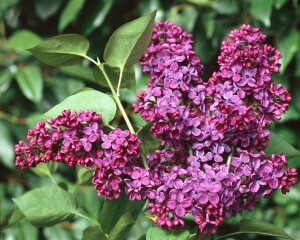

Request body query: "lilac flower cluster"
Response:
[15, 110, 142, 200]
[15, 22, 298, 236]
[133, 22, 297, 234]
[15, 110, 104, 169]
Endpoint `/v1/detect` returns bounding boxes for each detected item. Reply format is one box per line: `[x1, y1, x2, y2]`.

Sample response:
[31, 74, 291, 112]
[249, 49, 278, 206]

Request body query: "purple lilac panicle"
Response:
[15, 22, 298, 236]
[15, 110, 104, 169]
[134, 22, 297, 234]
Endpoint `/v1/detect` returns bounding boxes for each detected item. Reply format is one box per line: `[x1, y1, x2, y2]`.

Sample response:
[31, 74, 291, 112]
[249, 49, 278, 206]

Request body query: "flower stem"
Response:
[226, 146, 235, 167]
[85, 56, 135, 134]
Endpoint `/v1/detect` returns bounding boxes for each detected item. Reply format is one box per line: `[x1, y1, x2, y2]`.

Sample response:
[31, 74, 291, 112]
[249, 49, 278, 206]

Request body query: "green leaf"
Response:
[217, 219, 296, 239]
[81, 0, 116, 35]
[212, 0, 239, 15]
[60, 65, 95, 83]
[27, 34, 89, 67]
[3, 220, 39, 240]
[274, 0, 288, 9]
[0, 121, 15, 169]
[83, 227, 107, 240]
[103, 10, 156, 69]
[30, 162, 58, 177]
[239, 219, 295, 239]
[107, 212, 135, 240]
[13, 185, 77, 226]
[137, 234, 146, 240]
[93, 64, 135, 89]
[1, 206, 25, 229]
[0, 0, 19, 11]
[15, 65, 43, 103]
[42, 88, 116, 126]
[35, 0, 64, 20]
[7, 30, 42, 51]
[146, 226, 190, 240]
[58, 0, 85, 32]
[137, 123, 161, 155]
[43, 225, 77, 240]
[168, 5, 198, 32]
[0, 69, 13, 94]
[250, 0, 273, 27]
[264, 131, 300, 158]
[77, 168, 94, 185]
[278, 29, 299, 73]
[186, 0, 212, 6]
[100, 193, 145, 234]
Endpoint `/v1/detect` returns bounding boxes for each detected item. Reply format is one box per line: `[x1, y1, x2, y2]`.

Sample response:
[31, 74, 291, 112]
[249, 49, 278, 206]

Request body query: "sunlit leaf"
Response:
[250, 0, 273, 27]
[13, 185, 77, 226]
[15, 65, 43, 104]
[103, 10, 156, 69]
[27, 34, 89, 67]
[42, 88, 117, 126]
[58, 0, 85, 32]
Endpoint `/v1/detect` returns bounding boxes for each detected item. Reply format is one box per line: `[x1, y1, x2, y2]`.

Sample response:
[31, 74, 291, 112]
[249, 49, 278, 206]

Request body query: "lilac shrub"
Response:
[15, 21, 297, 235]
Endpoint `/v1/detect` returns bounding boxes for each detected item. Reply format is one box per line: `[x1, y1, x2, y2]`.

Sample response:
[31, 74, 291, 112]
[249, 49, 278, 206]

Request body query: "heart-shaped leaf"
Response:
[42, 88, 117, 126]
[27, 34, 89, 66]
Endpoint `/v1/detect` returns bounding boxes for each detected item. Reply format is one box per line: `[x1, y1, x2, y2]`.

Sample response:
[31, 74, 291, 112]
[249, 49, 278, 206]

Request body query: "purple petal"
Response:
[208, 193, 219, 204]
[175, 206, 186, 217]
[198, 193, 208, 204]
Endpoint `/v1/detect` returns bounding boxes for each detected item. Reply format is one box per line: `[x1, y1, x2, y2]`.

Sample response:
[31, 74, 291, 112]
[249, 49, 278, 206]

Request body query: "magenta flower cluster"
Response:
[15, 21, 298, 235]
[15, 110, 142, 200]
[133, 21, 297, 234]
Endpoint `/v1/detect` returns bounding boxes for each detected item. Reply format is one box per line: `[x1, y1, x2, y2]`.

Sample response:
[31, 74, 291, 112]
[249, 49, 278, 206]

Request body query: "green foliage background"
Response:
[0, 0, 300, 239]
